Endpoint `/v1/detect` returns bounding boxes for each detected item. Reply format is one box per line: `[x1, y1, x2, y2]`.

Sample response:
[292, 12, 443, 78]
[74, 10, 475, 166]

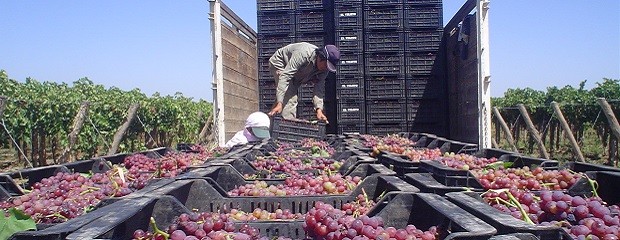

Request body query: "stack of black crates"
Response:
[258, 0, 446, 136]
[257, 0, 335, 121]
[360, 0, 445, 136]
[334, 0, 366, 135]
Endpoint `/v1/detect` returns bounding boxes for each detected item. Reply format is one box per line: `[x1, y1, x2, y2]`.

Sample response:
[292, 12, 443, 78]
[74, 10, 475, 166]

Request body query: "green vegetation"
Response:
[0, 70, 212, 168]
[491, 78, 620, 165]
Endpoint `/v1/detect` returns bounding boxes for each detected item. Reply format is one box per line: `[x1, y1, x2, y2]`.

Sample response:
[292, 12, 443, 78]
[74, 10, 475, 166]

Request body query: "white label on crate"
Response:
[342, 108, 360, 112]
[339, 36, 359, 41]
[341, 60, 358, 64]
[339, 12, 357, 17]
[341, 84, 359, 88]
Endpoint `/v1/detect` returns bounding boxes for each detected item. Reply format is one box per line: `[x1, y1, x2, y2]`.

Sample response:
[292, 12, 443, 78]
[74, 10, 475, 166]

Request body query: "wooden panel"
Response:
[222, 24, 256, 57]
[446, 14, 478, 143]
[219, 13, 258, 143]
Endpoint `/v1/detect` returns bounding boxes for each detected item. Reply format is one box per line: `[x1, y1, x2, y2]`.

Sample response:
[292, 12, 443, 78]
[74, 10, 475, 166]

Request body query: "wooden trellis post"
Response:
[598, 98, 620, 142]
[597, 98, 620, 165]
[108, 103, 140, 155]
[517, 104, 550, 159]
[551, 101, 585, 162]
[492, 107, 519, 152]
[58, 102, 90, 163]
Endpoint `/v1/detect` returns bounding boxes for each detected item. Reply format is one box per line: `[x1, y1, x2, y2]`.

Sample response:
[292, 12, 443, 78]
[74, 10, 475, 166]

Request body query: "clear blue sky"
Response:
[1, 1, 618, 101]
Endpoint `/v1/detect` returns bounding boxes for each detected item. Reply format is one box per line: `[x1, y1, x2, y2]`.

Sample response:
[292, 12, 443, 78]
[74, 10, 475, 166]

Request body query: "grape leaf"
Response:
[0, 208, 37, 240]
[484, 161, 507, 170]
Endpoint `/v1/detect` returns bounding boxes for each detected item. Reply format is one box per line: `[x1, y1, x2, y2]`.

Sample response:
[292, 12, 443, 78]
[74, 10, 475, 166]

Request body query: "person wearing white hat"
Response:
[267, 42, 340, 122]
[224, 112, 271, 148]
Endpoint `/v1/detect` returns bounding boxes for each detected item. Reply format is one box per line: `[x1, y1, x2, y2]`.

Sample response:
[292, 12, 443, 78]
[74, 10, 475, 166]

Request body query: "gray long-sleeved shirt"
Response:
[269, 42, 328, 110]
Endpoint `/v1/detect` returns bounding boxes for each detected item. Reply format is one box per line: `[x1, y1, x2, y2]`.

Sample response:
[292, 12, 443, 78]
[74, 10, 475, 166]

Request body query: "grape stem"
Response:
[45, 212, 68, 221]
[149, 217, 169, 240]
[491, 197, 516, 208]
[567, 169, 600, 199]
[585, 174, 600, 199]
[505, 191, 534, 225]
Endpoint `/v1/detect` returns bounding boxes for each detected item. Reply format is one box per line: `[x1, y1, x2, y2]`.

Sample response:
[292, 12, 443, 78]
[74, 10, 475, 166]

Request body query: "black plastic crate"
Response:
[367, 123, 408, 136]
[271, 116, 326, 142]
[406, 52, 437, 75]
[177, 166, 418, 204]
[257, 0, 296, 12]
[365, 75, 406, 100]
[445, 192, 569, 240]
[0, 148, 170, 200]
[297, 83, 314, 101]
[296, 10, 325, 34]
[337, 100, 365, 124]
[403, 154, 560, 192]
[335, 30, 363, 52]
[60, 175, 421, 240]
[361, 192, 497, 239]
[567, 171, 620, 205]
[259, 81, 277, 102]
[259, 100, 274, 112]
[335, 5, 363, 29]
[338, 51, 364, 75]
[404, 5, 443, 29]
[364, 31, 405, 52]
[363, 6, 404, 30]
[259, 69, 273, 81]
[338, 123, 366, 134]
[565, 161, 620, 173]
[257, 57, 271, 75]
[296, 101, 317, 120]
[365, 52, 405, 75]
[257, 12, 296, 36]
[377, 152, 428, 176]
[335, 0, 363, 6]
[336, 76, 364, 99]
[406, 75, 441, 99]
[366, 99, 407, 123]
[297, 0, 325, 9]
[258, 35, 295, 57]
[407, 99, 444, 123]
[364, 0, 403, 6]
[211, 152, 381, 177]
[404, 0, 442, 5]
[402, 172, 472, 195]
[490, 233, 541, 240]
[405, 29, 443, 52]
[296, 33, 324, 48]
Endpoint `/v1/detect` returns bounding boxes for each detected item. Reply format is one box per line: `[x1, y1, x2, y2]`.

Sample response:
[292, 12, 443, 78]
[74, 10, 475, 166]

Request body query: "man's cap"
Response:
[323, 45, 340, 73]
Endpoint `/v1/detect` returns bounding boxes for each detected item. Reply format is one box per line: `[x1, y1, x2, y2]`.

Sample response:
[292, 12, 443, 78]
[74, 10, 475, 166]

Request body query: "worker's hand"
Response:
[268, 102, 283, 116]
[316, 109, 328, 123]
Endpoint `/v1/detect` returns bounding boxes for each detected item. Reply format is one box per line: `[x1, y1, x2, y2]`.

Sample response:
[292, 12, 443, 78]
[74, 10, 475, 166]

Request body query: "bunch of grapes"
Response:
[0, 148, 222, 223]
[435, 152, 498, 170]
[123, 150, 214, 189]
[399, 148, 443, 162]
[341, 193, 377, 216]
[228, 174, 362, 197]
[252, 155, 341, 173]
[0, 171, 131, 223]
[474, 166, 580, 191]
[304, 201, 438, 240]
[133, 212, 293, 240]
[360, 134, 414, 149]
[484, 189, 620, 239]
[226, 208, 303, 221]
[300, 138, 336, 156]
